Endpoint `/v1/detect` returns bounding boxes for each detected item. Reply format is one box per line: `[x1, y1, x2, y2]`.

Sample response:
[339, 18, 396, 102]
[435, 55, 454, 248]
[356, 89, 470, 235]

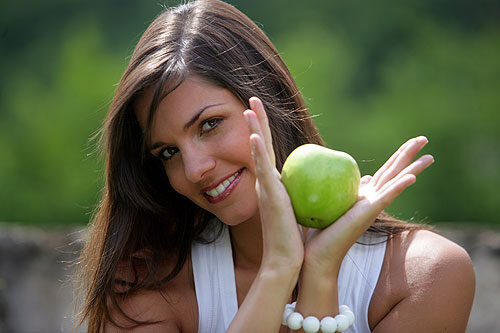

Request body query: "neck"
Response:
[229, 216, 263, 271]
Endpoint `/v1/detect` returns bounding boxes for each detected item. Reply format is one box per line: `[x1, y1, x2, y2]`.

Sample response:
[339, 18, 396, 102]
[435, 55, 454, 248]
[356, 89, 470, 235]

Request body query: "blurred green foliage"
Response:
[1, 0, 499, 226]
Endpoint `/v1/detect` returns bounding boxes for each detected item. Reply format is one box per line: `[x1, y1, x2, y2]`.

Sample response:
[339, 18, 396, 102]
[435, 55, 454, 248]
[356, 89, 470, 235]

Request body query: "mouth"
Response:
[202, 168, 244, 204]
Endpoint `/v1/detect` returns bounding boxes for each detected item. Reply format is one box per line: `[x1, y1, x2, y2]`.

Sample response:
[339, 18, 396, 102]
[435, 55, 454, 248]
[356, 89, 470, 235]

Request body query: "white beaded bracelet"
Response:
[282, 302, 355, 333]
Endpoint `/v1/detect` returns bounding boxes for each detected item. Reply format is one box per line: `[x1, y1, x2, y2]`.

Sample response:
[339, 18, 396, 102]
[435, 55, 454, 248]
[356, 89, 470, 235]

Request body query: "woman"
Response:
[76, 0, 475, 332]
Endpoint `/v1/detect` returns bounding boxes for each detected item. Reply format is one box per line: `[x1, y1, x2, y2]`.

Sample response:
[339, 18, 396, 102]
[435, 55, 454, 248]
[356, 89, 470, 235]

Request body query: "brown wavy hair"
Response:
[75, 0, 425, 331]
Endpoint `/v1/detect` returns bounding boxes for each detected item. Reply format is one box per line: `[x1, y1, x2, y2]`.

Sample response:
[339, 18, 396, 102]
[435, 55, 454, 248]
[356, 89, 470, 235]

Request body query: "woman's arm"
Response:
[294, 136, 435, 331]
[227, 265, 301, 332]
[295, 230, 475, 333]
[226, 97, 304, 332]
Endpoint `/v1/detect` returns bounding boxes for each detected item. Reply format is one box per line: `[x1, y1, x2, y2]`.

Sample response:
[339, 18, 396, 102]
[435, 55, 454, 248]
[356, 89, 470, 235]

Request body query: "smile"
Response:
[203, 168, 243, 203]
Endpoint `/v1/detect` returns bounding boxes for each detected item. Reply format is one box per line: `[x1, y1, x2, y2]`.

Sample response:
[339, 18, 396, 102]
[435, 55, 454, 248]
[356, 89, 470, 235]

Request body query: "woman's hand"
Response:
[303, 136, 435, 275]
[243, 97, 304, 272]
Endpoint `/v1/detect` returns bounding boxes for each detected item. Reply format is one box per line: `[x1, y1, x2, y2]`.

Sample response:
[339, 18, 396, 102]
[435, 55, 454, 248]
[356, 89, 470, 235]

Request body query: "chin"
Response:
[215, 204, 259, 227]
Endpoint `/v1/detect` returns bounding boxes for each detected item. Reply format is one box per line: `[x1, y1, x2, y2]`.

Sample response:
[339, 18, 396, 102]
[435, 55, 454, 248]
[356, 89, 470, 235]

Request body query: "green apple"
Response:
[281, 144, 360, 229]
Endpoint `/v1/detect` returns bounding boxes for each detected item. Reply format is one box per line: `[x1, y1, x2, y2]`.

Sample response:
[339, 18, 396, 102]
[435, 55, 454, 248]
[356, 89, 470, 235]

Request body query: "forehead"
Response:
[134, 76, 239, 131]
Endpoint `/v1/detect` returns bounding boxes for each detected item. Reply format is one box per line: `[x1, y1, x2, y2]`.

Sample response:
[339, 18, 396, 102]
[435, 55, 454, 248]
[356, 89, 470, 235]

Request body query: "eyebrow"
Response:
[183, 103, 223, 131]
[149, 103, 224, 151]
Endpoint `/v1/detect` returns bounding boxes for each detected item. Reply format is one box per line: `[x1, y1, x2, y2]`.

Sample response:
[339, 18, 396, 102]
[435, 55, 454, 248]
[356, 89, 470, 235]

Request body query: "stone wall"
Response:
[0, 223, 498, 333]
[0, 225, 85, 333]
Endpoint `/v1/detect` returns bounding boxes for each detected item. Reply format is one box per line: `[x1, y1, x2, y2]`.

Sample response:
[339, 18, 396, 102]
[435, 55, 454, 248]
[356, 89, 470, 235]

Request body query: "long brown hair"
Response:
[76, 0, 423, 330]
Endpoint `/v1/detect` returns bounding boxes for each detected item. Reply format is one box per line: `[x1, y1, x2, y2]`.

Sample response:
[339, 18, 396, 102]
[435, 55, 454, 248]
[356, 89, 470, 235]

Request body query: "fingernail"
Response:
[250, 96, 263, 110]
[249, 97, 257, 108]
[417, 136, 428, 144]
[243, 110, 255, 126]
[360, 175, 372, 184]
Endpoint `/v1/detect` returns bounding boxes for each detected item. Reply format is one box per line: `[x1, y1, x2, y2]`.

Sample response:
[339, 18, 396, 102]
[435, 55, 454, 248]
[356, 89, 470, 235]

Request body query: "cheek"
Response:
[223, 120, 254, 167]
[163, 162, 188, 196]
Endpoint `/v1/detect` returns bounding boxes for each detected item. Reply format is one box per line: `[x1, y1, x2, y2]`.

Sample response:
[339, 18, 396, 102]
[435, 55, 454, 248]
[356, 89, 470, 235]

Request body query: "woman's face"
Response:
[135, 76, 259, 225]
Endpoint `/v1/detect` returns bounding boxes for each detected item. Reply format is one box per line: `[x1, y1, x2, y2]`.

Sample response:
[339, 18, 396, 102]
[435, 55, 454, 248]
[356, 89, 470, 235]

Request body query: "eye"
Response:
[201, 118, 222, 133]
[159, 146, 179, 161]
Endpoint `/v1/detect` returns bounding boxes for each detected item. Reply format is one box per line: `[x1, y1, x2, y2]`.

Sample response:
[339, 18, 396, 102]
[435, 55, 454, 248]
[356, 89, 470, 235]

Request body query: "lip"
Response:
[202, 168, 244, 204]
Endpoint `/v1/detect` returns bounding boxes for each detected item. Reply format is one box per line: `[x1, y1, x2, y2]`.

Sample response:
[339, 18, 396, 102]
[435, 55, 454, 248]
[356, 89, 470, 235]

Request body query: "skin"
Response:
[107, 76, 475, 332]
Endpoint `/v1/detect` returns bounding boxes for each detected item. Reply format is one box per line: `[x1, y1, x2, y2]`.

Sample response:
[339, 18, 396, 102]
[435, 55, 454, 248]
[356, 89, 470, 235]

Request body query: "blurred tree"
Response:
[0, 0, 499, 225]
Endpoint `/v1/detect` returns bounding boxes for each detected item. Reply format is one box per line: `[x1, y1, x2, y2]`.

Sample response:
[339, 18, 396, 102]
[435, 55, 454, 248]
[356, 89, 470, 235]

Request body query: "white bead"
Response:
[287, 312, 304, 330]
[334, 314, 350, 332]
[302, 316, 320, 333]
[343, 310, 355, 326]
[282, 307, 294, 325]
[285, 302, 296, 312]
[339, 305, 351, 314]
[320, 316, 337, 333]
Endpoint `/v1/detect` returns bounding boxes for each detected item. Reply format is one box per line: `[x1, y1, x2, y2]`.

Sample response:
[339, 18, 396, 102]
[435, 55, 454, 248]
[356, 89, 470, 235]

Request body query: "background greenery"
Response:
[1, 0, 499, 226]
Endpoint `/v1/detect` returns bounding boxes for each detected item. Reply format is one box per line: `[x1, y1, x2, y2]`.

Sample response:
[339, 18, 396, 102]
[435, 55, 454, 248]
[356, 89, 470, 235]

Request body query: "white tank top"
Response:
[191, 221, 386, 333]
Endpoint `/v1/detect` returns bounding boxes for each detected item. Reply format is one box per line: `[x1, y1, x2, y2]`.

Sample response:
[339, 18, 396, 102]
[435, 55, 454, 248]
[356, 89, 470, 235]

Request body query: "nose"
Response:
[182, 146, 216, 183]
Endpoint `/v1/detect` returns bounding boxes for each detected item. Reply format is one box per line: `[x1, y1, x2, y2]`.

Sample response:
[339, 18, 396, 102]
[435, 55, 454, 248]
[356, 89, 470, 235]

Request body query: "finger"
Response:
[375, 173, 416, 210]
[244, 109, 264, 138]
[370, 138, 412, 185]
[377, 154, 434, 195]
[373, 136, 428, 190]
[247, 127, 278, 194]
[244, 109, 281, 182]
[371, 136, 426, 186]
[360, 175, 372, 184]
[358, 175, 373, 198]
[249, 97, 275, 167]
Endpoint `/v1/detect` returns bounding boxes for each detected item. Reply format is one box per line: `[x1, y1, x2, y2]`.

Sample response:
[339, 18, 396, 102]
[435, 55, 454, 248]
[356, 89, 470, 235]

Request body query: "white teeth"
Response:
[205, 170, 240, 197]
[206, 188, 219, 197]
[215, 183, 226, 194]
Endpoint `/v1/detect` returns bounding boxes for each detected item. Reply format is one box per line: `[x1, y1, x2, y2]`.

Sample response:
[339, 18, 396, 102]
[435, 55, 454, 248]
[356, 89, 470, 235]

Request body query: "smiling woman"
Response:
[75, 0, 474, 332]
[134, 76, 259, 224]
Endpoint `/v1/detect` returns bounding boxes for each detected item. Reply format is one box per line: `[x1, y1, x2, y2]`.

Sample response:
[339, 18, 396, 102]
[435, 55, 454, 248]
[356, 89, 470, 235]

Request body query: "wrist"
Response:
[261, 253, 303, 276]
[296, 267, 338, 318]
[258, 262, 301, 291]
[302, 253, 343, 278]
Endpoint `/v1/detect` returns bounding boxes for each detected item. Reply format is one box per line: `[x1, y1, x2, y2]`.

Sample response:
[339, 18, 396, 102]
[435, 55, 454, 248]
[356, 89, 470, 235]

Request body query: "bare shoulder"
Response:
[369, 229, 475, 332]
[401, 228, 474, 271]
[400, 229, 475, 291]
[105, 254, 198, 332]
